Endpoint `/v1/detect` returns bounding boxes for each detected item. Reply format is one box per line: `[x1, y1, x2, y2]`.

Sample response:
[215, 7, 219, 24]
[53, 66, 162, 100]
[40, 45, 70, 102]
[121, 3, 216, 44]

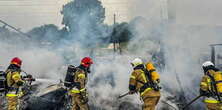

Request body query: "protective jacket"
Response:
[200, 68, 222, 110]
[70, 65, 88, 93]
[5, 64, 24, 110]
[69, 65, 89, 110]
[129, 63, 160, 98]
[129, 63, 160, 110]
[6, 64, 24, 91]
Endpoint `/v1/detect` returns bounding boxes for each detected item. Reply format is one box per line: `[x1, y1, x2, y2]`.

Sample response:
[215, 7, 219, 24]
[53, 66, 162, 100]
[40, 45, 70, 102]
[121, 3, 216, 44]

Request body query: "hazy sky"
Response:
[0, 0, 69, 31]
[0, 0, 222, 32]
[0, 0, 130, 31]
[176, 0, 222, 26]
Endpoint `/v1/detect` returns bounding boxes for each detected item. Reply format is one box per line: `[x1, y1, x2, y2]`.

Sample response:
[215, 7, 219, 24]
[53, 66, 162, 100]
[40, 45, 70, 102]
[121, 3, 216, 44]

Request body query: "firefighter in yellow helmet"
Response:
[129, 58, 161, 110]
[200, 61, 222, 110]
[6, 57, 24, 110]
[69, 57, 93, 110]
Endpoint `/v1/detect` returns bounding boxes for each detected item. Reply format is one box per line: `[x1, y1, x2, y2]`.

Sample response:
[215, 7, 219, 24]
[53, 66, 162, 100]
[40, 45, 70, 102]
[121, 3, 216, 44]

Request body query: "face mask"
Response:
[86, 67, 91, 73]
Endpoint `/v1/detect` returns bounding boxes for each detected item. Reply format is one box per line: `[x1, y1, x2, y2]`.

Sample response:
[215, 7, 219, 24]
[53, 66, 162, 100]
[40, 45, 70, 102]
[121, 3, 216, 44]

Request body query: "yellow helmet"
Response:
[146, 62, 156, 71]
[131, 58, 143, 68]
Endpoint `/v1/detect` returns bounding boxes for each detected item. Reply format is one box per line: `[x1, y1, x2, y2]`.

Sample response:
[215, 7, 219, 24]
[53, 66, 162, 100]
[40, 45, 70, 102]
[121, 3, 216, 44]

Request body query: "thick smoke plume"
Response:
[127, 0, 222, 109]
[1, 0, 222, 110]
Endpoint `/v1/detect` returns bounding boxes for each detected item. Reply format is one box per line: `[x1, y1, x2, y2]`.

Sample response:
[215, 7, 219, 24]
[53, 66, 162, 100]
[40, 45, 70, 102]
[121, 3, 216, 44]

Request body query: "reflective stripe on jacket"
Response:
[129, 68, 160, 97]
[6, 69, 24, 89]
[204, 97, 221, 104]
[200, 69, 222, 103]
[70, 67, 87, 94]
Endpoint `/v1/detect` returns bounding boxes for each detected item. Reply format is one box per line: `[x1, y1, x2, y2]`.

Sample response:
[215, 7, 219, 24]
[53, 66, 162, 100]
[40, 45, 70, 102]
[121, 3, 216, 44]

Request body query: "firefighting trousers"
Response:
[71, 93, 89, 110]
[6, 92, 18, 110]
[206, 103, 222, 110]
[142, 96, 160, 110]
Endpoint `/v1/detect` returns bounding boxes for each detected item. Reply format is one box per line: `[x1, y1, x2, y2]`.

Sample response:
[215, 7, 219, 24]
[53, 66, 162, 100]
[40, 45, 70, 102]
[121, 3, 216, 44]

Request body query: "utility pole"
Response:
[160, 0, 168, 21]
[113, 14, 116, 53]
[116, 14, 122, 55]
[113, 14, 122, 54]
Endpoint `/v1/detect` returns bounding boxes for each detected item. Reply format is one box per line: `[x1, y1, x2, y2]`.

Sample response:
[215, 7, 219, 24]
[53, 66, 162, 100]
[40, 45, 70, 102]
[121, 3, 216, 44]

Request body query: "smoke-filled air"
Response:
[1, 0, 222, 110]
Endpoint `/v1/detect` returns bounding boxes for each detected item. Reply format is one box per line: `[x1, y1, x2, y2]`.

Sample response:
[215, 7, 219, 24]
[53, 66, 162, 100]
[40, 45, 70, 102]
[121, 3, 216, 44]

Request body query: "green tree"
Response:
[61, 0, 106, 47]
[28, 24, 61, 45]
[111, 22, 132, 43]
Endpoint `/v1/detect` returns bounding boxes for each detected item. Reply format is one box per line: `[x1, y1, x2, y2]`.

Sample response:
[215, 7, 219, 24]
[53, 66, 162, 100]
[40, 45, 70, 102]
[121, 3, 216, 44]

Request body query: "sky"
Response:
[0, 0, 222, 31]
[0, 0, 69, 31]
[176, 0, 222, 26]
[0, 0, 131, 31]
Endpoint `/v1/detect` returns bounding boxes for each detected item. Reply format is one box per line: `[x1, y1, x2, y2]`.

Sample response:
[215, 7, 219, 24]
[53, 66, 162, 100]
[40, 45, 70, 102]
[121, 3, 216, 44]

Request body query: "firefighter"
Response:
[129, 58, 161, 110]
[5, 57, 24, 110]
[200, 61, 222, 110]
[69, 57, 93, 110]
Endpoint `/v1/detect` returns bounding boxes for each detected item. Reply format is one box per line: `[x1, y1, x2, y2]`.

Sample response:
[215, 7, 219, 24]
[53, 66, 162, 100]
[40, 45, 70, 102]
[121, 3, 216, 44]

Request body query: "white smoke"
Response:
[0, 41, 65, 87]
[1, 0, 222, 109]
[126, 0, 222, 109]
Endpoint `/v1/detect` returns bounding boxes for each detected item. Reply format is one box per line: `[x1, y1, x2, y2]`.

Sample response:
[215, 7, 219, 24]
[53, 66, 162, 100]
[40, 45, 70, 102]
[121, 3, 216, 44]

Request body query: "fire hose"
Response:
[118, 92, 130, 99]
[118, 91, 178, 110]
[182, 95, 203, 110]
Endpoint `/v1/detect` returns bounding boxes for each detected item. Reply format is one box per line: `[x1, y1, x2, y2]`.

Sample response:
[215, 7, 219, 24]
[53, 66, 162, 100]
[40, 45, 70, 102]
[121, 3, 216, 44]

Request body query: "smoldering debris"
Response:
[1, 0, 222, 110]
[20, 83, 181, 110]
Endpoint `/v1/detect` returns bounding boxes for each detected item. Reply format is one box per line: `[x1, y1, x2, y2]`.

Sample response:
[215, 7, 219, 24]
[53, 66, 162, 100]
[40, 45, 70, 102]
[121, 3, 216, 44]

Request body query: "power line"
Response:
[1, 13, 57, 15]
[0, 5, 58, 6]
[0, 0, 61, 1]
[0, 10, 61, 13]
[0, 19, 31, 38]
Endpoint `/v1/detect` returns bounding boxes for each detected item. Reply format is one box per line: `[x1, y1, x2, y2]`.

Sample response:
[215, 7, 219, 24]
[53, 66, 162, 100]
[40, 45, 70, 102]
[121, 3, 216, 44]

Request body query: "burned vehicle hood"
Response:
[25, 84, 67, 110]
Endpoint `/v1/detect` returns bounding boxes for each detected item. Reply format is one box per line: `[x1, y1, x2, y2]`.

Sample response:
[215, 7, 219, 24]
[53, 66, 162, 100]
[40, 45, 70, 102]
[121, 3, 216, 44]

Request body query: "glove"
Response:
[26, 74, 33, 78]
[153, 85, 161, 91]
[30, 78, 36, 81]
[156, 79, 160, 83]
[152, 81, 161, 91]
[17, 80, 24, 86]
[200, 89, 211, 97]
[23, 74, 32, 78]
[24, 74, 35, 81]
[129, 90, 136, 94]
